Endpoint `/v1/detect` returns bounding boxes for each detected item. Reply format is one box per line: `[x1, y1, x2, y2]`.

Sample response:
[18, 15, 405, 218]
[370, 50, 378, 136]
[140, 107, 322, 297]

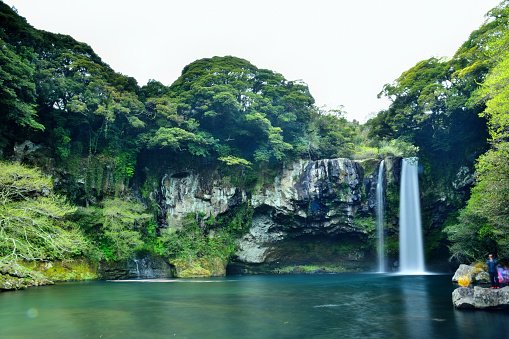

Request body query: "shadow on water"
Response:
[1, 274, 509, 338]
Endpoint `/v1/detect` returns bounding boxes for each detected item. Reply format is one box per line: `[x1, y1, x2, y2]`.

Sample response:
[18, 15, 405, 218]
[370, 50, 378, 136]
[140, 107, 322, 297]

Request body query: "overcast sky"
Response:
[4, 0, 502, 122]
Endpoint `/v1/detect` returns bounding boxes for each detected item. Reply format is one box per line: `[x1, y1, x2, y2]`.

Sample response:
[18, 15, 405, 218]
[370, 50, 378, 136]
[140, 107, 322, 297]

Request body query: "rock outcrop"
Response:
[0, 264, 53, 291]
[453, 286, 509, 309]
[98, 255, 174, 280]
[238, 158, 365, 264]
[156, 158, 383, 270]
[160, 171, 246, 226]
[452, 264, 489, 284]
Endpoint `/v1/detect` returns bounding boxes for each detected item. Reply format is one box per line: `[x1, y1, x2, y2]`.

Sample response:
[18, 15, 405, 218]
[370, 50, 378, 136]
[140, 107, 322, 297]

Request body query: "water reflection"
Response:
[401, 275, 433, 338]
[1, 274, 509, 338]
[454, 306, 509, 338]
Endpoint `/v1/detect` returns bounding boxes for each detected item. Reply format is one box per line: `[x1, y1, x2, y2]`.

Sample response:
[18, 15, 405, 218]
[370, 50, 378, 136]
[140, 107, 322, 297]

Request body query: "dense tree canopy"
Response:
[366, 0, 509, 262]
[142, 56, 316, 164]
[445, 2, 509, 261]
[2, 0, 508, 270]
[0, 2, 361, 271]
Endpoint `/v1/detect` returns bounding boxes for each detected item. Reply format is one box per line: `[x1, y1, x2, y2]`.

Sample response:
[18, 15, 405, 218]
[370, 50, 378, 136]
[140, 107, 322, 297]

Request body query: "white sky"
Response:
[3, 0, 502, 122]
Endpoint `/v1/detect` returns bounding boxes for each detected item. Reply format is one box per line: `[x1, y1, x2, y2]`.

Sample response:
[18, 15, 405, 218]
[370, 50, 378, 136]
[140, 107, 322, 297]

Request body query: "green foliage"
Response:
[366, 8, 503, 173]
[352, 138, 419, 159]
[307, 108, 356, 159]
[445, 2, 509, 262]
[446, 143, 509, 261]
[143, 56, 316, 165]
[9, 1, 501, 272]
[0, 39, 41, 129]
[100, 198, 150, 260]
[159, 203, 253, 263]
[161, 216, 212, 260]
[0, 162, 88, 265]
[76, 198, 152, 261]
[218, 155, 252, 168]
[0, 2, 360, 201]
[377, 139, 419, 157]
[363, 2, 509, 265]
[353, 217, 375, 234]
[114, 151, 136, 179]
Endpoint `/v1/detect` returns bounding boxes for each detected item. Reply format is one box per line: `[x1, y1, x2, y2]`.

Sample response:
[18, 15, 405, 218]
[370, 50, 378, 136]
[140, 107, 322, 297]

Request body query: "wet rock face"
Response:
[236, 213, 285, 263]
[252, 158, 364, 236]
[98, 255, 174, 280]
[157, 158, 377, 265]
[159, 172, 246, 227]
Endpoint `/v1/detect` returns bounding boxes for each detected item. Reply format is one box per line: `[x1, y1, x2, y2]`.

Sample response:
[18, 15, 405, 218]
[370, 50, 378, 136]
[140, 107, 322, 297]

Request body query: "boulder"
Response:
[0, 263, 53, 291]
[475, 271, 490, 284]
[452, 286, 509, 309]
[452, 287, 475, 309]
[452, 264, 483, 282]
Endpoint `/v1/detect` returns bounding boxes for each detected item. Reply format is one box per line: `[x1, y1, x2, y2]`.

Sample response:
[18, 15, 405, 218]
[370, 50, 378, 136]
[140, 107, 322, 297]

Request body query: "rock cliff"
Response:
[156, 158, 387, 272]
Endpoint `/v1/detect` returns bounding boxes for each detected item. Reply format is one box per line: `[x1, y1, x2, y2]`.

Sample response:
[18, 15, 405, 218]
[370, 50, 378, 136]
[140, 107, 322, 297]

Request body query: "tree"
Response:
[446, 2, 509, 261]
[310, 108, 355, 159]
[144, 56, 315, 165]
[99, 198, 151, 260]
[0, 39, 43, 150]
[0, 162, 88, 265]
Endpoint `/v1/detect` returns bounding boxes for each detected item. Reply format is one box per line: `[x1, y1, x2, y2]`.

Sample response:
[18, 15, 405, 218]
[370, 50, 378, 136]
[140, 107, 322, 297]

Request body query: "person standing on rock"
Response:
[486, 254, 500, 288]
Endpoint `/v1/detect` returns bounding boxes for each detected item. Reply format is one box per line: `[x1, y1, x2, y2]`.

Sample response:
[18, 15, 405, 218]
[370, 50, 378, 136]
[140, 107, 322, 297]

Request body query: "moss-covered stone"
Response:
[273, 264, 349, 274]
[0, 263, 53, 291]
[172, 257, 226, 278]
[357, 158, 379, 177]
[21, 259, 98, 282]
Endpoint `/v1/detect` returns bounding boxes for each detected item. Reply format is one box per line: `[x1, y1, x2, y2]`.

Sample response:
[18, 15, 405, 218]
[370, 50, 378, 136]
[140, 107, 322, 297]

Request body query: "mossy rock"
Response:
[357, 158, 380, 176]
[172, 257, 226, 278]
[0, 273, 53, 291]
[0, 263, 53, 291]
[273, 264, 348, 274]
[21, 259, 98, 282]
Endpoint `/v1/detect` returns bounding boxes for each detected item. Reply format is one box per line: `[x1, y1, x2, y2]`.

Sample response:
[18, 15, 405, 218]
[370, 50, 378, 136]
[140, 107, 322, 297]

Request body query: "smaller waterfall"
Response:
[399, 158, 425, 274]
[376, 160, 385, 273]
[130, 258, 156, 278]
[133, 259, 141, 277]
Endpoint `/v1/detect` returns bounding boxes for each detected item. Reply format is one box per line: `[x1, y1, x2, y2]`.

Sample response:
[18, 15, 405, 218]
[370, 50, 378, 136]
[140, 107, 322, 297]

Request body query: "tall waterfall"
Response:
[376, 160, 385, 273]
[399, 158, 425, 274]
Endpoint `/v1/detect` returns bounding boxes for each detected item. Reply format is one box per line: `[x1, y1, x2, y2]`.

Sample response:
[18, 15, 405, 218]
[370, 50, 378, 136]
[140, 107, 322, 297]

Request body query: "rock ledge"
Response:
[452, 286, 509, 309]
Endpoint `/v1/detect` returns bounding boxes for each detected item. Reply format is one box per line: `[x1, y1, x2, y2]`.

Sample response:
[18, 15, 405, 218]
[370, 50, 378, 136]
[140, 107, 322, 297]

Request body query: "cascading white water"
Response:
[376, 160, 385, 273]
[399, 158, 425, 274]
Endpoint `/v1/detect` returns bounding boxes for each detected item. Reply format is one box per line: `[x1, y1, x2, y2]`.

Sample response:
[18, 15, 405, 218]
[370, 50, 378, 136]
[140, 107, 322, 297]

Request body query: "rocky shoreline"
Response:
[452, 264, 509, 310]
[0, 264, 53, 291]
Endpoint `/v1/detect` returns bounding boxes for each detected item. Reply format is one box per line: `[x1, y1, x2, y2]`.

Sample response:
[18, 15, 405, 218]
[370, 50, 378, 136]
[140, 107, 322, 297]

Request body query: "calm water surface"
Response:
[1, 273, 508, 338]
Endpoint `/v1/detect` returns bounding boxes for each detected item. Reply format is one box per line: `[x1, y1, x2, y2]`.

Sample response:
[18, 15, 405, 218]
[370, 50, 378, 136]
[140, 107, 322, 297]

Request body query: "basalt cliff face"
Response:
[154, 158, 390, 273]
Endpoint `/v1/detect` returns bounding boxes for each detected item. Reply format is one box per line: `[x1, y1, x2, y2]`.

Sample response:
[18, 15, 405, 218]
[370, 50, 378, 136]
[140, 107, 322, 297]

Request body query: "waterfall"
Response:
[376, 160, 385, 273]
[130, 257, 156, 278]
[399, 158, 425, 274]
[133, 259, 141, 277]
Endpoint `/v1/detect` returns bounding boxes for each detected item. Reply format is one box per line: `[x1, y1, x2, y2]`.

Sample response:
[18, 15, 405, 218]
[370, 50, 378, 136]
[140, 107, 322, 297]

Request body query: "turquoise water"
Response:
[1, 274, 508, 338]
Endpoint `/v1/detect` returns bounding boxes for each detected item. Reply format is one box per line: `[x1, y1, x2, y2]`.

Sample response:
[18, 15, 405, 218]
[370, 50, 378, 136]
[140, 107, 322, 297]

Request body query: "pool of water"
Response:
[1, 273, 508, 338]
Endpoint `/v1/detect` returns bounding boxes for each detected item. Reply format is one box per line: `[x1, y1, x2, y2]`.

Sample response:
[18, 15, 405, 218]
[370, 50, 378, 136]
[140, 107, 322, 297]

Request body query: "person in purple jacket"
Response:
[486, 254, 500, 289]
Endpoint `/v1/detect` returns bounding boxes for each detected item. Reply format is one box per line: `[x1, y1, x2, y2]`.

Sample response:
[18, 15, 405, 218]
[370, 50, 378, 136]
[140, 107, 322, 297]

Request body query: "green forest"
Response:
[1, 1, 508, 282]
